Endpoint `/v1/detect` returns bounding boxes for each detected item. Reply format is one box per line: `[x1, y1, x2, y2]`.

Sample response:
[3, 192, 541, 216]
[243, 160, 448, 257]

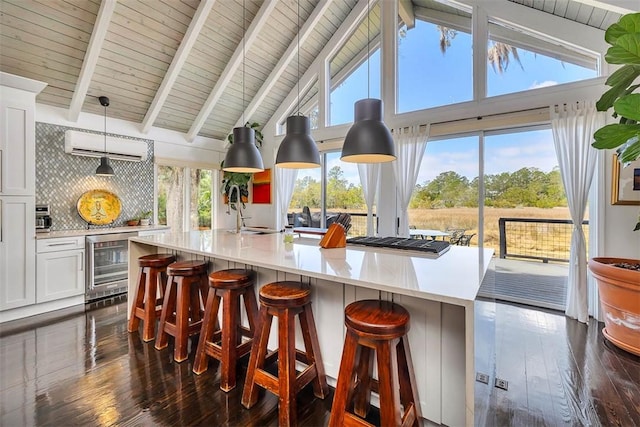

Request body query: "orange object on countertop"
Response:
[319, 223, 346, 248]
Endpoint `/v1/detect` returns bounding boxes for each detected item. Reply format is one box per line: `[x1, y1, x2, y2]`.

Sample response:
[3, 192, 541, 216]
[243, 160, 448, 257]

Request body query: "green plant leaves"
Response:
[605, 13, 640, 45]
[614, 93, 640, 121]
[605, 34, 640, 64]
[593, 123, 640, 162]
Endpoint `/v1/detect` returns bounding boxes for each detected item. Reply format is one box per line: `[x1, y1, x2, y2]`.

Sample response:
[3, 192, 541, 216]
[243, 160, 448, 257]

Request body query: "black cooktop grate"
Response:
[346, 236, 450, 255]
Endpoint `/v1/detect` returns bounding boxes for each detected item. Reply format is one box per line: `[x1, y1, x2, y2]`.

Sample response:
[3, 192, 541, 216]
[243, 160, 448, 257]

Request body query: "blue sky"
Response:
[298, 16, 597, 187]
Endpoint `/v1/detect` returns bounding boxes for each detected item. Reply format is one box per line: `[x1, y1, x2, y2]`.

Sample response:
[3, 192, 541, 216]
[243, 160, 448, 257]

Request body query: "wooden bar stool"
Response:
[328, 300, 422, 427]
[241, 281, 329, 427]
[155, 260, 209, 362]
[128, 253, 176, 341]
[193, 269, 259, 392]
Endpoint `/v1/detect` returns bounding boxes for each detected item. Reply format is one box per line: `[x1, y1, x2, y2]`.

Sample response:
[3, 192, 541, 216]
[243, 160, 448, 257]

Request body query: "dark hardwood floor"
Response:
[1, 295, 638, 426]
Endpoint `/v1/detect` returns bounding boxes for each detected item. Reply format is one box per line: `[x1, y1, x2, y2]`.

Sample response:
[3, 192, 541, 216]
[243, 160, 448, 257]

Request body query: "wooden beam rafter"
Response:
[67, 0, 117, 122]
[399, 0, 415, 29]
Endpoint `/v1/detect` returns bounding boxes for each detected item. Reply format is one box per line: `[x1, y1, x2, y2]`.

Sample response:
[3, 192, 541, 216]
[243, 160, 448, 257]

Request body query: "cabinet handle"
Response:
[80, 252, 84, 271]
[47, 242, 77, 247]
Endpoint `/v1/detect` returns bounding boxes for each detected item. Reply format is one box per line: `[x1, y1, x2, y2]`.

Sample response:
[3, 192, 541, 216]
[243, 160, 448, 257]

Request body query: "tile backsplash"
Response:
[35, 122, 154, 231]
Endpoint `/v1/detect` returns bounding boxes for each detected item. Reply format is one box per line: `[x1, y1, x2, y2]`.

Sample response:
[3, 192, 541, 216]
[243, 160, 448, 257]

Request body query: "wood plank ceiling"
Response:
[0, 0, 624, 142]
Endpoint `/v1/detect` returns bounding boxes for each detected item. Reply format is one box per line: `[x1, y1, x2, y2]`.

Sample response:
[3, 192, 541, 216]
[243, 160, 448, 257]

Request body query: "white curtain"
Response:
[358, 164, 380, 236]
[275, 167, 298, 230]
[392, 125, 430, 237]
[550, 102, 605, 323]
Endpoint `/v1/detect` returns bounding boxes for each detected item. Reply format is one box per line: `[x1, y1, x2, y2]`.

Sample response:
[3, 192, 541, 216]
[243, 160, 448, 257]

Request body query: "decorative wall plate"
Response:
[77, 189, 122, 225]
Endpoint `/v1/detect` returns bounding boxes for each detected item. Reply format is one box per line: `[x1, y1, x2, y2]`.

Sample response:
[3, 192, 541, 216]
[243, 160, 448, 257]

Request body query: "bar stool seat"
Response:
[155, 260, 209, 362]
[329, 299, 422, 427]
[242, 281, 329, 427]
[193, 269, 259, 392]
[128, 253, 176, 341]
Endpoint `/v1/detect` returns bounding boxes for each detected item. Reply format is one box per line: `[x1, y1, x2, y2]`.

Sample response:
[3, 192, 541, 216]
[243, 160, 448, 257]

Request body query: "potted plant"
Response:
[138, 210, 152, 226]
[589, 12, 640, 356]
[220, 122, 263, 211]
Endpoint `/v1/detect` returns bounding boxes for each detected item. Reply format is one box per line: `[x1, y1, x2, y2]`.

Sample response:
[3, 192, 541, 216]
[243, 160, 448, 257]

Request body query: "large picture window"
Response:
[288, 151, 371, 236]
[486, 20, 597, 97]
[397, 3, 473, 113]
[329, 2, 381, 126]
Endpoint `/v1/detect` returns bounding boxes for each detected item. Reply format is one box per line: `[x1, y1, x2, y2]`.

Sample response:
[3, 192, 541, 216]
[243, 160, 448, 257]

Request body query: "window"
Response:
[486, 20, 597, 97]
[409, 136, 479, 239]
[397, 2, 473, 113]
[157, 164, 214, 232]
[278, 77, 319, 134]
[288, 151, 371, 236]
[158, 165, 185, 231]
[329, 2, 381, 126]
[190, 169, 212, 230]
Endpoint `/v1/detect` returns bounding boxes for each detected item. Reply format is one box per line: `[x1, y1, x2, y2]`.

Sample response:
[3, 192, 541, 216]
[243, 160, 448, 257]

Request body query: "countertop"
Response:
[130, 230, 494, 306]
[36, 225, 170, 239]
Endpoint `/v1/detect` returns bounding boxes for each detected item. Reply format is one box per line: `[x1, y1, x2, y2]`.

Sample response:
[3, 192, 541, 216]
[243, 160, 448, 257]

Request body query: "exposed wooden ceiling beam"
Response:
[141, 0, 216, 134]
[67, 0, 117, 122]
[399, 0, 415, 29]
[186, 0, 278, 142]
[232, 0, 334, 129]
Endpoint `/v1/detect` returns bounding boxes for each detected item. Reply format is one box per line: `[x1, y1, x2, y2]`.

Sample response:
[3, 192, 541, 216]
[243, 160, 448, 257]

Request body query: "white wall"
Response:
[601, 151, 640, 258]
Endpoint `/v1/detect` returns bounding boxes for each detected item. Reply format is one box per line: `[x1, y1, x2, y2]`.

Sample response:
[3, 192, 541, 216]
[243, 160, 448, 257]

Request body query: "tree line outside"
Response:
[289, 165, 567, 212]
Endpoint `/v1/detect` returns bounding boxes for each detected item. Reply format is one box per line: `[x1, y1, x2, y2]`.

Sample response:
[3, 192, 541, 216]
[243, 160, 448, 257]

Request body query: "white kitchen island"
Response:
[128, 230, 493, 427]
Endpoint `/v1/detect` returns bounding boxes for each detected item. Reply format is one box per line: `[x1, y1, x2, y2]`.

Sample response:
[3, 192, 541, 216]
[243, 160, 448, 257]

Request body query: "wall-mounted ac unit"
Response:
[64, 130, 148, 162]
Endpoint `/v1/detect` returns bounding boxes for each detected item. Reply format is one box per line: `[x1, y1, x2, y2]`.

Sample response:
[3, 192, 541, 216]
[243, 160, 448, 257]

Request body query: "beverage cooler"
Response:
[85, 232, 137, 302]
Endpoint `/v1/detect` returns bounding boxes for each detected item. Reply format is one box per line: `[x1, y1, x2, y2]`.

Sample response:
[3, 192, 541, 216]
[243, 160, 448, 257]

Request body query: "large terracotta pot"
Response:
[588, 257, 640, 356]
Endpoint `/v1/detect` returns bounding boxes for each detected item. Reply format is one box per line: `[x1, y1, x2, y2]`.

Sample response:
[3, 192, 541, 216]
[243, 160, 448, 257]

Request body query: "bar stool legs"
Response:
[193, 269, 259, 392]
[155, 260, 208, 362]
[128, 254, 175, 342]
[328, 300, 422, 427]
[242, 281, 329, 427]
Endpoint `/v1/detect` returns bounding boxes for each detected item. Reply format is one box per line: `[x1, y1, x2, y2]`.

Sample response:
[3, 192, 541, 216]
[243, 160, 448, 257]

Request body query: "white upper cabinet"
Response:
[0, 73, 46, 196]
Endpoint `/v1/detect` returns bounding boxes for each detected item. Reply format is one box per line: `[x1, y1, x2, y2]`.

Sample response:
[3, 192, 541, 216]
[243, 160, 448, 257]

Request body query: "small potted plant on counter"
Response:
[138, 210, 152, 226]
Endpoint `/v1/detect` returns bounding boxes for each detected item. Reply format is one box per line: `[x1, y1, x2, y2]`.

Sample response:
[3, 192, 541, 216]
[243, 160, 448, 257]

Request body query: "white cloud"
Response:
[529, 80, 557, 89]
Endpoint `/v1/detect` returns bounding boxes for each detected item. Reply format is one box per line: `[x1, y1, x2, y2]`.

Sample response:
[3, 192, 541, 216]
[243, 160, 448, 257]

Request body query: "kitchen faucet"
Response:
[227, 185, 249, 233]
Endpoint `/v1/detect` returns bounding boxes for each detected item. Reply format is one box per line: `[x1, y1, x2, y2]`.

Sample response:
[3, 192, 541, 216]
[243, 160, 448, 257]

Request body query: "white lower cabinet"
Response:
[0, 196, 36, 311]
[36, 237, 85, 303]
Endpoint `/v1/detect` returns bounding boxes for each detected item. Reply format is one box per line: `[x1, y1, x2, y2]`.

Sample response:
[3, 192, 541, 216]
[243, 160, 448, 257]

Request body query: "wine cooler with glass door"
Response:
[85, 232, 137, 302]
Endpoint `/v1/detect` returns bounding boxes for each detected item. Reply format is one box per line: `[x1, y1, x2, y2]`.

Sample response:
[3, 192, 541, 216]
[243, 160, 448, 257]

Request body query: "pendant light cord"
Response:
[242, 0, 246, 126]
[367, 0, 370, 99]
[297, 0, 300, 115]
[104, 102, 107, 152]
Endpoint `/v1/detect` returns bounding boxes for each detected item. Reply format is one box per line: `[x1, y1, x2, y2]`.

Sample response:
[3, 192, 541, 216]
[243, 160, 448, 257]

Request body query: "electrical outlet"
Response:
[495, 378, 508, 390]
[476, 372, 490, 384]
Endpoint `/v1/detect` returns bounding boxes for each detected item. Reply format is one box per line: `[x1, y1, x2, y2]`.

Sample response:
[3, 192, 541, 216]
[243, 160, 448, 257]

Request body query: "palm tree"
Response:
[487, 41, 523, 74]
[437, 26, 523, 74]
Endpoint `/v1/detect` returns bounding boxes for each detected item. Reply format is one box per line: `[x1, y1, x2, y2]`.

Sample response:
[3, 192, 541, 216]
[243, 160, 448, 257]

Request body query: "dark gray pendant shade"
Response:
[223, 126, 264, 173]
[276, 115, 320, 168]
[341, 98, 396, 163]
[96, 156, 114, 176]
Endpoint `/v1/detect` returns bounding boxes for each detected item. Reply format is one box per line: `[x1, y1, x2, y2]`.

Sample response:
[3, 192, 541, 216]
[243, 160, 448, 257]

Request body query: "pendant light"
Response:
[223, 0, 264, 173]
[341, 0, 395, 163]
[95, 96, 114, 176]
[275, 0, 320, 169]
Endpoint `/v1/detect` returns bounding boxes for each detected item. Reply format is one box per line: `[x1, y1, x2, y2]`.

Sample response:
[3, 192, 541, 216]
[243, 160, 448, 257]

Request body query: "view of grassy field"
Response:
[409, 207, 587, 259]
[301, 206, 586, 261]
